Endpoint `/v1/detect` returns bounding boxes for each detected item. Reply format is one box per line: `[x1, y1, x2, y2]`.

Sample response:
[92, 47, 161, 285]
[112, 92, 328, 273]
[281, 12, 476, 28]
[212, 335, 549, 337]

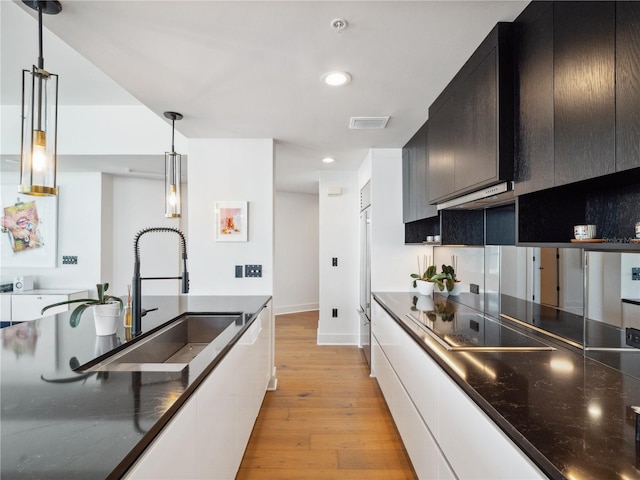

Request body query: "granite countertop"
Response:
[373, 291, 640, 480]
[0, 295, 271, 479]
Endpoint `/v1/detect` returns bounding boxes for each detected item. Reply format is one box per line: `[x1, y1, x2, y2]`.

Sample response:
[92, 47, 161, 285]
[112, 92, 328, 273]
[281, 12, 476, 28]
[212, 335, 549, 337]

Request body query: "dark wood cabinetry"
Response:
[426, 96, 456, 203]
[514, 1, 640, 251]
[402, 122, 437, 223]
[616, 2, 640, 172]
[516, 2, 615, 193]
[553, 2, 615, 185]
[453, 49, 498, 193]
[515, 2, 554, 195]
[427, 23, 514, 205]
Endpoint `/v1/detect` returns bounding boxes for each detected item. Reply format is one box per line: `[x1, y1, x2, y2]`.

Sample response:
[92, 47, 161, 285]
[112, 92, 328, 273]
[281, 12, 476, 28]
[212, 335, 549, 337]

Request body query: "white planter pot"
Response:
[415, 295, 434, 312]
[93, 303, 121, 336]
[416, 280, 434, 296]
[447, 282, 462, 296]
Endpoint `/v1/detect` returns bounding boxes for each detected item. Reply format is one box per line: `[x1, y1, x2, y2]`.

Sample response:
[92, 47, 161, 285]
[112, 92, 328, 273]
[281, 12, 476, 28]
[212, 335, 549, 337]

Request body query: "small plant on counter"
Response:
[410, 255, 437, 288]
[41, 283, 123, 327]
[431, 264, 457, 292]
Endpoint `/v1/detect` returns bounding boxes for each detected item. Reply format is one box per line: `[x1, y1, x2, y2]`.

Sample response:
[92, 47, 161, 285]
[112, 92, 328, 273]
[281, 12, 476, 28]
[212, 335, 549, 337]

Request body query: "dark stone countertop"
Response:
[0, 295, 271, 480]
[373, 291, 640, 480]
[623, 298, 640, 306]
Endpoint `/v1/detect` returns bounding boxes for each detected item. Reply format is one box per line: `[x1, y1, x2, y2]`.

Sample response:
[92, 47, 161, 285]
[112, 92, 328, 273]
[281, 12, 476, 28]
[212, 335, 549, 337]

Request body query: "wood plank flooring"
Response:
[236, 311, 417, 479]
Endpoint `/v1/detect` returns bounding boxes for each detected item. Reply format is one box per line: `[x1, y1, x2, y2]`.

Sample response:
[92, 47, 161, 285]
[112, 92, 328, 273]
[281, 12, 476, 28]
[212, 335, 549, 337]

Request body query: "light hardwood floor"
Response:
[236, 311, 417, 479]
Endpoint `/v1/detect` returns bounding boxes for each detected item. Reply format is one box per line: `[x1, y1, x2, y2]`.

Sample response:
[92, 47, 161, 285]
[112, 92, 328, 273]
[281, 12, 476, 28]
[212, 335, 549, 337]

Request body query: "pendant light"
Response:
[163, 111, 183, 218]
[19, 1, 62, 197]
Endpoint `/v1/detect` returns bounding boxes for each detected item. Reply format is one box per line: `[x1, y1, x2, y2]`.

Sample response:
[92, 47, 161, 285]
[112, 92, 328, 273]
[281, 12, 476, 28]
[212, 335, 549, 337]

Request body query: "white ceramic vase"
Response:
[93, 303, 121, 336]
[447, 282, 462, 296]
[416, 279, 434, 296]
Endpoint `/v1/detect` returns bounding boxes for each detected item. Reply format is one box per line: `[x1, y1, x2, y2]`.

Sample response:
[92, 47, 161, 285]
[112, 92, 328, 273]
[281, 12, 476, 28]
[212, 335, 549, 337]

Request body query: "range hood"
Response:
[436, 182, 515, 211]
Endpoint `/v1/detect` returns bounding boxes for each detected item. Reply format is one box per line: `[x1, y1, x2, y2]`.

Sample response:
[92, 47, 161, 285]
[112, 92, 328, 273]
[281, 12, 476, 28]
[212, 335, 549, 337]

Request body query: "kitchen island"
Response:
[373, 291, 640, 480]
[0, 295, 272, 479]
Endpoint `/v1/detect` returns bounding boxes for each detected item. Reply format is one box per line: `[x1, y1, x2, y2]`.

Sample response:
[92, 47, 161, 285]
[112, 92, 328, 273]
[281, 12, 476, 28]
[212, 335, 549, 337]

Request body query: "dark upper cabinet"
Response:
[616, 2, 640, 172]
[426, 94, 456, 203]
[454, 49, 498, 193]
[427, 23, 514, 204]
[402, 122, 437, 223]
[554, 2, 615, 186]
[514, 2, 554, 195]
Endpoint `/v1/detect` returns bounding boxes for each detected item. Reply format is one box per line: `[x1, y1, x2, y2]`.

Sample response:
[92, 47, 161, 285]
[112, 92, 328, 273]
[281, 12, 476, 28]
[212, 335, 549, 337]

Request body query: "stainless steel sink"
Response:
[85, 314, 241, 372]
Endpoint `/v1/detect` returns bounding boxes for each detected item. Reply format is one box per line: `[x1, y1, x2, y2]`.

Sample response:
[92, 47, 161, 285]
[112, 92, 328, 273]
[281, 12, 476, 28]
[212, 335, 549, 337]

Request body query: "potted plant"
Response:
[411, 255, 437, 296]
[41, 283, 123, 335]
[432, 258, 462, 295]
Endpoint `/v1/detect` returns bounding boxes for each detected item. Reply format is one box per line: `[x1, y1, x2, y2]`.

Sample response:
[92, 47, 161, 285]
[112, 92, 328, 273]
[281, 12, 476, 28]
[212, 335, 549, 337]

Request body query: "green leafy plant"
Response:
[431, 264, 458, 292]
[41, 283, 123, 327]
[410, 255, 437, 288]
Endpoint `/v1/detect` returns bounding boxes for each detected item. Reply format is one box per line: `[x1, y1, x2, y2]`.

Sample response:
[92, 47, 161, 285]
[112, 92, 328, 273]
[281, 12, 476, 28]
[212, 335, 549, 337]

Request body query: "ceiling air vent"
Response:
[349, 116, 390, 129]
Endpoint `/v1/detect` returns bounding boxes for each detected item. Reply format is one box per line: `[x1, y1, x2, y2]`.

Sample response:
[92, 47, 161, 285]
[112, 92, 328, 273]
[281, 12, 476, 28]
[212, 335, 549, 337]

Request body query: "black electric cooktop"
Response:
[406, 296, 554, 352]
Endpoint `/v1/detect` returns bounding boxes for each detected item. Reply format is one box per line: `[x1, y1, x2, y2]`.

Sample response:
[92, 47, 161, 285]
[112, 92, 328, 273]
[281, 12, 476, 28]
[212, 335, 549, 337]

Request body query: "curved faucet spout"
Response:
[131, 227, 189, 337]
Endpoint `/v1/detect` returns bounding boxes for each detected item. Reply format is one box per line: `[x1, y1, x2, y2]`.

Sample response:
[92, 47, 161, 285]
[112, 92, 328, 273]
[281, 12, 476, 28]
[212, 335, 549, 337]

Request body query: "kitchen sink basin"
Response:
[85, 314, 241, 372]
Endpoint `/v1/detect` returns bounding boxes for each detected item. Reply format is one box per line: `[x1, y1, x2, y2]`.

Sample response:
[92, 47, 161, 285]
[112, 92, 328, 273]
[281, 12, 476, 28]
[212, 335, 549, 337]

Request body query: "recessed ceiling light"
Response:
[322, 71, 351, 87]
[322, 157, 335, 164]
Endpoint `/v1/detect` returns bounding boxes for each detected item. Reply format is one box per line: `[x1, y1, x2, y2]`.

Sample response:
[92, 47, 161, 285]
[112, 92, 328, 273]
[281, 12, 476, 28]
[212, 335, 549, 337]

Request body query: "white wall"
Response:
[187, 138, 273, 296]
[0, 171, 103, 290]
[366, 148, 433, 293]
[274, 191, 318, 315]
[110, 175, 188, 297]
[318, 170, 359, 344]
[1, 105, 187, 155]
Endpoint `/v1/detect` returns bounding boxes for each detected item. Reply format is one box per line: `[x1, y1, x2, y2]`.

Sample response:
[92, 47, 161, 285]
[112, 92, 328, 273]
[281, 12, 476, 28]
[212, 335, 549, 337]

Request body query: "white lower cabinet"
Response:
[372, 299, 544, 480]
[11, 290, 88, 322]
[126, 303, 272, 479]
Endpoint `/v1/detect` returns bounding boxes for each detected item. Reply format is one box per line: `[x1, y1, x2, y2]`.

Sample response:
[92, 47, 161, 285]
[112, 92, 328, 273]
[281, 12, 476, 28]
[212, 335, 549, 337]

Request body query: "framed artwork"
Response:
[215, 201, 248, 242]
[1, 190, 58, 268]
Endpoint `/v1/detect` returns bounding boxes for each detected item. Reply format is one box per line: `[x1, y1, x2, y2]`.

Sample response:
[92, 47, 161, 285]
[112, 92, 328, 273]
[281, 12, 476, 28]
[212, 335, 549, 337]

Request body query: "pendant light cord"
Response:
[171, 117, 176, 154]
[37, 2, 44, 70]
[36, 3, 45, 132]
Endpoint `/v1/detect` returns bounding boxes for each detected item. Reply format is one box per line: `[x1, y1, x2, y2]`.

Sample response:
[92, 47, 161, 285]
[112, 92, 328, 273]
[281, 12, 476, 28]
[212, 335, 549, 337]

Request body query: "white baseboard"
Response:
[316, 331, 359, 345]
[273, 303, 319, 316]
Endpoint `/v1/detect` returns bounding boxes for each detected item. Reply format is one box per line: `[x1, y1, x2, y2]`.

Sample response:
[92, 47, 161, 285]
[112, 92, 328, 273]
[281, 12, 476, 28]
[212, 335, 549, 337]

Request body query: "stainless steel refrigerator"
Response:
[359, 181, 371, 366]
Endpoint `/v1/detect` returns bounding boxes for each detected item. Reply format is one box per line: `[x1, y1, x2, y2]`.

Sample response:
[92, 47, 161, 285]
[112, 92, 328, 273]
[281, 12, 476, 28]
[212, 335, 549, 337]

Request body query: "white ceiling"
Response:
[1, 0, 528, 194]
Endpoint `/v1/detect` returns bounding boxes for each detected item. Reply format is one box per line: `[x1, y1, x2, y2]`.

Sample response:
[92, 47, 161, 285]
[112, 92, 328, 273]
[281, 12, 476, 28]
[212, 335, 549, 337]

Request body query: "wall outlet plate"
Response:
[470, 283, 480, 294]
[245, 265, 262, 277]
[62, 255, 78, 265]
[235, 265, 243, 278]
[626, 327, 640, 348]
[632, 267, 640, 281]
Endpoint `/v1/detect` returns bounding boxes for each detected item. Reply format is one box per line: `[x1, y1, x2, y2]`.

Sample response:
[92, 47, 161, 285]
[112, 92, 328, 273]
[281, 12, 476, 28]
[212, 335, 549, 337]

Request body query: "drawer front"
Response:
[12, 295, 70, 321]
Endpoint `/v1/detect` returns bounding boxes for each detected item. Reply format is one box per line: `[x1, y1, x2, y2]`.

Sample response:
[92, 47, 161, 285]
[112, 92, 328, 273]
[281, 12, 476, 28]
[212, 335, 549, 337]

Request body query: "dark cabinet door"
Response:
[616, 1, 640, 172]
[403, 122, 437, 223]
[515, 3, 554, 195]
[427, 94, 456, 203]
[402, 148, 412, 222]
[553, 1, 615, 186]
[454, 49, 498, 194]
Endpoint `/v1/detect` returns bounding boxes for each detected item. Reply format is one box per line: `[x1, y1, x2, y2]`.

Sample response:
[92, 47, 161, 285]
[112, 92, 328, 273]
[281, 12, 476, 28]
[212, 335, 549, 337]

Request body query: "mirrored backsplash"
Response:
[432, 245, 640, 377]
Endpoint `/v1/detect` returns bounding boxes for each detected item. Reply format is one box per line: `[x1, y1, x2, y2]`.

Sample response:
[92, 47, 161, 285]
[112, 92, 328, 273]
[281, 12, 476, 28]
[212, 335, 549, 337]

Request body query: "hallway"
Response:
[236, 310, 417, 479]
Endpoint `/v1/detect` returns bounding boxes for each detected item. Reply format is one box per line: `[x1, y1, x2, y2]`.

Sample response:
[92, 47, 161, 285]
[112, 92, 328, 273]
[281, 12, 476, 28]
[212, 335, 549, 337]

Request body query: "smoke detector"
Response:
[330, 18, 348, 33]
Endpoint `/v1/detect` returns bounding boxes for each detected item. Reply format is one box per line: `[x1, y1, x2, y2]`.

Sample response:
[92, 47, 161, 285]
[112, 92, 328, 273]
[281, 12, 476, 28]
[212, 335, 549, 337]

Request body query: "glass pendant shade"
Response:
[20, 68, 59, 197]
[165, 151, 182, 218]
[19, 0, 61, 196]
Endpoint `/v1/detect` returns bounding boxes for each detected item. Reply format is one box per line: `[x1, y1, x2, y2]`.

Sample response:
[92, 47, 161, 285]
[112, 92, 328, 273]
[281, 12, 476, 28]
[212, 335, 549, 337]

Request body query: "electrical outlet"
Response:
[627, 328, 640, 348]
[332, 308, 338, 318]
[62, 255, 78, 265]
[245, 265, 262, 277]
[469, 319, 480, 332]
[235, 265, 243, 278]
[470, 283, 480, 294]
[332, 257, 338, 267]
[632, 267, 640, 281]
